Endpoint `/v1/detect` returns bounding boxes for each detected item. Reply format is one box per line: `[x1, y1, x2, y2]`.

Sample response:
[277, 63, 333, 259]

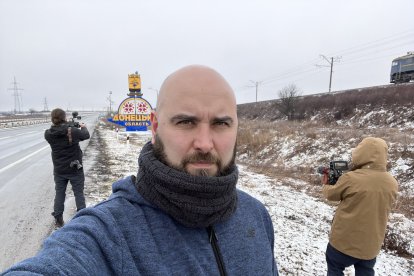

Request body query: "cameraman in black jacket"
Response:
[44, 108, 90, 227]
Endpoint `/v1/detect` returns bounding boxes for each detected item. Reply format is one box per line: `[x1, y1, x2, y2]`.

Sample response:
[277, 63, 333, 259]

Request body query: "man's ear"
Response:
[150, 111, 158, 143]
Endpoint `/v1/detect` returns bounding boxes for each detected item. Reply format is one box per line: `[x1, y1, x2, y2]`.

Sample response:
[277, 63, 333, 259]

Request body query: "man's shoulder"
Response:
[73, 178, 170, 233]
[93, 176, 148, 210]
[236, 189, 268, 213]
[237, 189, 259, 201]
[46, 124, 68, 132]
[44, 125, 68, 141]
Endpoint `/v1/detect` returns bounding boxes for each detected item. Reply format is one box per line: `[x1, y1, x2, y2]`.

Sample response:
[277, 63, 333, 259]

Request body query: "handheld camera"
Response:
[68, 111, 81, 128]
[317, 161, 349, 185]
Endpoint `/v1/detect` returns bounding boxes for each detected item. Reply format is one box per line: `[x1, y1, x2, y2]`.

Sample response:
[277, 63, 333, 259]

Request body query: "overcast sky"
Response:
[1, 0, 413, 112]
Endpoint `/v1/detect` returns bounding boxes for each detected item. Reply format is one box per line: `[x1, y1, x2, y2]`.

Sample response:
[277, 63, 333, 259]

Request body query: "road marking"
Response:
[0, 145, 49, 174]
[0, 132, 38, 141]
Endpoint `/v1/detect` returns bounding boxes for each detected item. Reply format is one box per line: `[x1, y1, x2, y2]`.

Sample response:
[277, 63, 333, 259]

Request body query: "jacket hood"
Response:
[352, 137, 388, 170]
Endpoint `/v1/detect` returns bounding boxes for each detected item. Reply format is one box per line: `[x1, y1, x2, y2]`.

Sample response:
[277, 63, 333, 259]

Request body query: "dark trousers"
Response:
[52, 171, 86, 217]
[326, 243, 376, 276]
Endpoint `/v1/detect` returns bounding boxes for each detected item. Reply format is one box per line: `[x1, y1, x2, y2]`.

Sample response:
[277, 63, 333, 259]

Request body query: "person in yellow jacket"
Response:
[322, 137, 398, 276]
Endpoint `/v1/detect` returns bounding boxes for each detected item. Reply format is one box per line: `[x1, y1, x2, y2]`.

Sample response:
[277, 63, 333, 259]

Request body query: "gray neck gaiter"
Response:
[135, 142, 238, 228]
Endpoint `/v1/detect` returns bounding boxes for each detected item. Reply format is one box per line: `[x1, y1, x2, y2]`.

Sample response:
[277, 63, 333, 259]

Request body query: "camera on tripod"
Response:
[317, 161, 349, 185]
[68, 111, 81, 128]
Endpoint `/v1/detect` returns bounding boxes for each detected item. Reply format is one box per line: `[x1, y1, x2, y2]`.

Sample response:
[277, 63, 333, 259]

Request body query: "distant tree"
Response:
[29, 108, 37, 115]
[277, 84, 302, 120]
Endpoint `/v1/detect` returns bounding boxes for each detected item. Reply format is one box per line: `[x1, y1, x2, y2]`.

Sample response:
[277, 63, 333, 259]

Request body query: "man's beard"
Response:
[153, 134, 236, 177]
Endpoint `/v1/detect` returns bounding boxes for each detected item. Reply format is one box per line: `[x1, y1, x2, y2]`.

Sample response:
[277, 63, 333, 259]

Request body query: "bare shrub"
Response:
[276, 84, 302, 120]
[383, 227, 413, 258]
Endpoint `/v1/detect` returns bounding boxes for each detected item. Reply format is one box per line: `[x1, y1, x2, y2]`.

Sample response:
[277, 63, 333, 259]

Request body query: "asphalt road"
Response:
[0, 112, 99, 270]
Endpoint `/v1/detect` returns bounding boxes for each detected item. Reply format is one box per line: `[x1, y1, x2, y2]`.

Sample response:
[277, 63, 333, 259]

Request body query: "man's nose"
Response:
[193, 124, 214, 153]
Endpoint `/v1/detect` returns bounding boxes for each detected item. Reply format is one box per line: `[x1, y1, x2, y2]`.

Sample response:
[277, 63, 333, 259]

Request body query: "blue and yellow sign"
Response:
[108, 71, 153, 131]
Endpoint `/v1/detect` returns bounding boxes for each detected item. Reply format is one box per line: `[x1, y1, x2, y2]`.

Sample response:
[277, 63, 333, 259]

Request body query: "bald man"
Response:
[3, 65, 279, 275]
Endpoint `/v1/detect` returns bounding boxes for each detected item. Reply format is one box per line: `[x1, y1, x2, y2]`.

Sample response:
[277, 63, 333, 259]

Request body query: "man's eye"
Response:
[177, 120, 194, 125]
[214, 121, 230, 127]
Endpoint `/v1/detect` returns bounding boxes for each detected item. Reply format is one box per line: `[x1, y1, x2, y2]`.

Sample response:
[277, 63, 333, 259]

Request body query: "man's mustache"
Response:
[182, 152, 220, 165]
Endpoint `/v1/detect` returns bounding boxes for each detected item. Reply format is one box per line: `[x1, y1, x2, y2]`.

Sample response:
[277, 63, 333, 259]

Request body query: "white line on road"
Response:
[0, 145, 50, 174]
[0, 132, 38, 140]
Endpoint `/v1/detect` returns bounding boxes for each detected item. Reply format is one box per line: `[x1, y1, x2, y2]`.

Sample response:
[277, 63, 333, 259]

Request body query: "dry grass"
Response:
[237, 117, 414, 220]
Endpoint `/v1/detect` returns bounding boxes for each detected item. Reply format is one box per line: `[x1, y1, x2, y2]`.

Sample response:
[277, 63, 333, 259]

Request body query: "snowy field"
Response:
[82, 122, 413, 275]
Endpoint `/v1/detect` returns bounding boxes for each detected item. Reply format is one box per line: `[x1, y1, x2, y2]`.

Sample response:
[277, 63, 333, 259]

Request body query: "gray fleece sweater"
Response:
[3, 176, 278, 275]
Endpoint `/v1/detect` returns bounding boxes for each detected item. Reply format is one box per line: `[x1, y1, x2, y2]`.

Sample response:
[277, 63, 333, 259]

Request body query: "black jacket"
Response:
[44, 123, 90, 174]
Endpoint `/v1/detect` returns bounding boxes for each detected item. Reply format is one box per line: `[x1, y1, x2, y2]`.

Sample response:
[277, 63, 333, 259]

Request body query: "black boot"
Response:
[54, 215, 64, 228]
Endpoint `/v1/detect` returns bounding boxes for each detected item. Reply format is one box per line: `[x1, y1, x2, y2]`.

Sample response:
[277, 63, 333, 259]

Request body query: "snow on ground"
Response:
[238, 166, 413, 275]
[238, 168, 333, 275]
[83, 124, 152, 205]
[82, 123, 413, 275]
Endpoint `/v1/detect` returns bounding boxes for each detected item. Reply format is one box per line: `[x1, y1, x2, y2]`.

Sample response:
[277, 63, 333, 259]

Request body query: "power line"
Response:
[262, 66, 320, 85]
[316, 55, 341, 92]
[338, 51, 406, 67]
[7, 77, 24, 114]
[327, 29, 414, 57]
[261, 58, 321, 85]
[340, 40, 414, 64]
[253, 29, 414, 88]
[247, 80, 262, 102]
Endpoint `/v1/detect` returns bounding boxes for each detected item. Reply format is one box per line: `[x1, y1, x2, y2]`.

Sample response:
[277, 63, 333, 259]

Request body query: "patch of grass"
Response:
[237, 117, 414, 220]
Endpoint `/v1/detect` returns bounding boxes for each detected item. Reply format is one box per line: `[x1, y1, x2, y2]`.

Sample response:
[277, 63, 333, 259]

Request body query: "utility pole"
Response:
[316, 55, 341, 92]
[107, 91, 114, 114]
[148, 87, 159, 105]
[249, 80, 262, 102]
[8, 77, 24, 113]
[43, 97, 49, 112]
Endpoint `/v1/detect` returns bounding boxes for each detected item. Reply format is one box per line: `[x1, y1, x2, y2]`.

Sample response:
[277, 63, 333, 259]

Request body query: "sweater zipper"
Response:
[207, 225, 227, 276]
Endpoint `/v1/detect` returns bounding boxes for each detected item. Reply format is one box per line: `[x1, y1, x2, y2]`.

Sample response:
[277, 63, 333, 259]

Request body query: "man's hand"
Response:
[321, 174, 329, 185]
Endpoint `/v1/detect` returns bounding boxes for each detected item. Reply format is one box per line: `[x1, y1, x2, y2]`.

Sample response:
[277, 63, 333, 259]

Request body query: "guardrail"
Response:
[0, 118, 49, 129]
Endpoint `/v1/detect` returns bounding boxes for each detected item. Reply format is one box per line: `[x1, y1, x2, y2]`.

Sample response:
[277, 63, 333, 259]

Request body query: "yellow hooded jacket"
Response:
[323, 137, 398, 260]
